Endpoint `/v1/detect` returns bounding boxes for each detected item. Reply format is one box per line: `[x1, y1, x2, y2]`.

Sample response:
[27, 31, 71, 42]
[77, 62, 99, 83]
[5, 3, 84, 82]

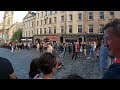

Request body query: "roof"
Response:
[23, 12, 36, 20]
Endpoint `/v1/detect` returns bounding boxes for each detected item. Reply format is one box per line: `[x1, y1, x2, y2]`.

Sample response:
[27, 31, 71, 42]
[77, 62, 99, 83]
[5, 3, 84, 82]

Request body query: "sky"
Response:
[0, 11, 36, 24]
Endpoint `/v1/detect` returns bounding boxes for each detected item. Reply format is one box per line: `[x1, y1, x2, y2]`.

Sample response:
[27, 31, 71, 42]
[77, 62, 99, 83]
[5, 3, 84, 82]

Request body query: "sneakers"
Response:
[87, 57, 90, 59]
[58, 64, 64, 69]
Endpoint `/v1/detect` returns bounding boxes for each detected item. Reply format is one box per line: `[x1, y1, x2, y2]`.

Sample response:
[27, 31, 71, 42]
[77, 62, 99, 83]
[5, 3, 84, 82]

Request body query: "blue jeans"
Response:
[99, 68, 108, 79]
[90, 49, 94, 61]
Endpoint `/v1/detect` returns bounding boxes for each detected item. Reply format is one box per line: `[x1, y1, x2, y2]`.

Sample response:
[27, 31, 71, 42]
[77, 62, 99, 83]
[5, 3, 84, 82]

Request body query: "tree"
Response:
[11, 29, 22, 42]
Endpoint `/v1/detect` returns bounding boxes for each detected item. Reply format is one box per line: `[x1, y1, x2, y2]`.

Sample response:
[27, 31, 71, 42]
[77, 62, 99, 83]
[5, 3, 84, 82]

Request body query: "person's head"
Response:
[66, 74, 84, 79]
[104, 19, 120, 58]
[38, 52, 58, 75]
[29, 58, 40, 78]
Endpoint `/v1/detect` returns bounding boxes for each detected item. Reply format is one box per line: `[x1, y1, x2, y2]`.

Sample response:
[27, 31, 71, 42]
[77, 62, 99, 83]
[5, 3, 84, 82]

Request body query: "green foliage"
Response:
[11, 29, 22, 42]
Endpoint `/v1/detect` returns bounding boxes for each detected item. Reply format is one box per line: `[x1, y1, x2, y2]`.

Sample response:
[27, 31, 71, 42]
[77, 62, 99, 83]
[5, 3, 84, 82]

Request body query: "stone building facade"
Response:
[23, 11, 120, 44]
[22, 11, 36, 42]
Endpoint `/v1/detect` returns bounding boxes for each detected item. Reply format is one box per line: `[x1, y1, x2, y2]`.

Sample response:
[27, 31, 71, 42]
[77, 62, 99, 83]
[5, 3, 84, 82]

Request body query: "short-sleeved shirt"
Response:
[0, 57, 14, 79]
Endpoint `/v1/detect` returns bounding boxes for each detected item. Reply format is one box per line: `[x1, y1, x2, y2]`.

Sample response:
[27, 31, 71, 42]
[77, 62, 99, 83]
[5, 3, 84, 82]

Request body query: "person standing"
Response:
[11, 41, 15, 53]
[82, 42, 87, 59]
[90, 41, 96, 61]
[99, 41, 111, 79]
[103, 19, 120, 79]
[47, 43, 53, 54]
[36, 42, 40, 51]
[72, 42, 78, 60]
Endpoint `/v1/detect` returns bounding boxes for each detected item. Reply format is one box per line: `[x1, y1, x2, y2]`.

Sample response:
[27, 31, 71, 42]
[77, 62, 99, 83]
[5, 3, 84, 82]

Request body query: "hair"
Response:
[104, 18, 120, 38]
[66, 74, 84, 79]
[29, 58, 40, 79]
[38, 52, 57, 75]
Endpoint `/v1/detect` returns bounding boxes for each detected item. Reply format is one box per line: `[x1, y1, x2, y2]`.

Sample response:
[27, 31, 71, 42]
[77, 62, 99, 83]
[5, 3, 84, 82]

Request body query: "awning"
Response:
[21, 39, 32, 41]
[21, 39, 26, 41]
[27, 39, 32, 41]
[65, 38, 78, 40]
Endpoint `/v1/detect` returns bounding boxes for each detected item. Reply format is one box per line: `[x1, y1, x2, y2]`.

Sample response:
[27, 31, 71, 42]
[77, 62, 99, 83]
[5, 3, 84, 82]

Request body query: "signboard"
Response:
[47, 36, 58, 39]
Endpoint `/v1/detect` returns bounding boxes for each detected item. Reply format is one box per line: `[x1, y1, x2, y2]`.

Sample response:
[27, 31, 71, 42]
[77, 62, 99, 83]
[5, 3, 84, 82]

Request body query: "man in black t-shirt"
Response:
[0, 57, 17, 79]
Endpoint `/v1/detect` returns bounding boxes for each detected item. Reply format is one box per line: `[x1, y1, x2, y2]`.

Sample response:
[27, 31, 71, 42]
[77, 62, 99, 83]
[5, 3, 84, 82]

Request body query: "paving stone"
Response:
[0, 48, 100, 79]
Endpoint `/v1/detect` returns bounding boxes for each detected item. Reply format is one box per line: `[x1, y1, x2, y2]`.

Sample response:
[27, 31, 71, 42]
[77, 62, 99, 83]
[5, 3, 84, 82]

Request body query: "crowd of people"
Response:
[1, 18, 120, 79]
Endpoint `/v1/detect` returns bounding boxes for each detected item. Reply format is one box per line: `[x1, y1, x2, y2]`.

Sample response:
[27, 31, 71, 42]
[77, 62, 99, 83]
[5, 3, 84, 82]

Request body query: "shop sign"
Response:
[47, 36, 58, 39]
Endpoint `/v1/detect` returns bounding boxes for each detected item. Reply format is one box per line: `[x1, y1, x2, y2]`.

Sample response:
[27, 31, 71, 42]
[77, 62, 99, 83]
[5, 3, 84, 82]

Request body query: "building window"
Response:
[54, 27, 56, 33]
[25, 23, 27, 28]
[88, 12, 93, 20]
[49, 18, 51, 24]
[61, 16, 64, 22]
[61, 26, 64, 33]
[99, 12, 104, 19]
[37, 21, 38, 26]
[32, 31, 33, 36]
[32, 22, 33, 27]
[44, 28, 46, 34]
[41, 12, 43, 17]
[30, 22, 32, 27]
[99, 24, 104, 33]
[69, 25, 72, 33]
[45, 11, 47, 16]
[45, 19, 47, 24]
[24, 23, 25, 28]
[50, 11, 52, 15]
[88, 25, 93, 33]
[78, 25, 82, 33]
[29, 31, 30, 36]
[48, 27, 51, 34]
[37, 13, 39, 18]
[36, 29, 38, 34]
[41, 20, 42, 25]
[110, 11, 114, 15]
[69, 14, 72, 21]
[54, 17, 57, 23]
[29, 22, 30, 27]
[78, 13, 82, 20]
[109, 11, 114, 20]
[55, 11, 57, 14]
[26, 31, 27, 37]
[40, 28, 42, 34]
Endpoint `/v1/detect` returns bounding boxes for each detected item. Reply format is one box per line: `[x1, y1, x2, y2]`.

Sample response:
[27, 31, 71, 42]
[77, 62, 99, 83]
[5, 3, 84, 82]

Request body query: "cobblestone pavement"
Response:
[0, 48, 100, 79]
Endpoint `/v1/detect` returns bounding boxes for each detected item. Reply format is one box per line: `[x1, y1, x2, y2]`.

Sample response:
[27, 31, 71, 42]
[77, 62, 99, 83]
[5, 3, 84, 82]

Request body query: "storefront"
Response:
[63, 34, 84, 43]
[34, 35, 60, 45]
[21, 37, 33, 42]
[46, 35, 59, 45]
[85, 34, 104, 43]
